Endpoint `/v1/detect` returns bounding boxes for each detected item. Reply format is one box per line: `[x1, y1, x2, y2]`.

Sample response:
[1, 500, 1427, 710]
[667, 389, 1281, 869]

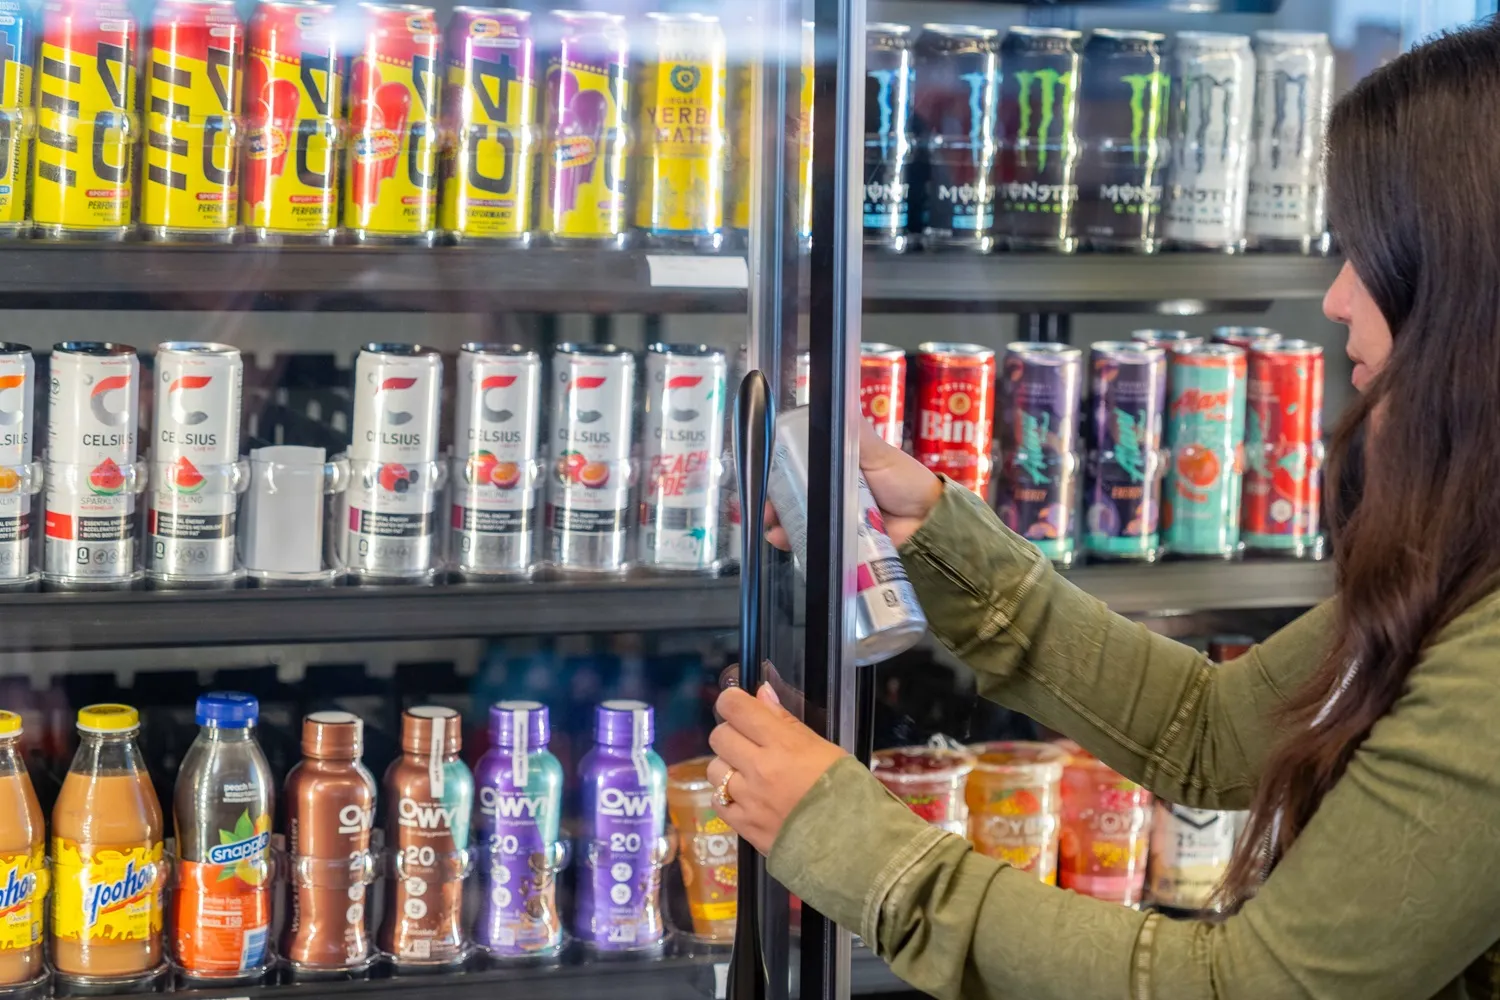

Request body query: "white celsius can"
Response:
[0, 346, 36, 585]
[546, 343, 635, 572]
[640, 343, 726, 572]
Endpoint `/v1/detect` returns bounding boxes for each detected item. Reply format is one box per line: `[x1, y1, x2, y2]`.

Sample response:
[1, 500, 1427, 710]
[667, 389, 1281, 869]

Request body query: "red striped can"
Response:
[860, 344, 906, 449]
[1242, 340, 1323, 556]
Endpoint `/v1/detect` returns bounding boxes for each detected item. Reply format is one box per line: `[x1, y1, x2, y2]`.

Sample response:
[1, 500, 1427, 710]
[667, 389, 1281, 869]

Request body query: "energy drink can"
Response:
[540, 11, 629, 248]
[1208, 635, 1254, 661]
[1247, 31, 1334, 254]
[997, 343, 1082, 568]
[640, 344, 725, 573]
[0, 346, 36, 585]
[32, 0, 137, 240]
[913, 342, 996, 500]
[997, 27, 1081, 252]
[0, 0, 34, 237]
[632, 12, 727, 252]
[1212, 325, 1280, 352]
[241, 0, 340, 243]
[438, 7, 538, 245]
[1164, 344, 1246, 559]
[343, 344, 444, 583]
[343, 2, 441, 245]
[140, 0, 243, 242]
[44, 342, 141, 588]
[793, 349, 810, 407]
[1132, 329, 1203, 353]
[913, 24, 999, 253]
[1164, 33, 1254, 252]
[860, 343, 906, 449]
[1076, 30, 1169, 252]
[450, 344, 542, 579]
[1243, 340, 1323, 557]
[864, 23, 914, 252]
[547, 343, 634, 573]
[148, 343, 243, 586]
[1084, 342, 1167, 562]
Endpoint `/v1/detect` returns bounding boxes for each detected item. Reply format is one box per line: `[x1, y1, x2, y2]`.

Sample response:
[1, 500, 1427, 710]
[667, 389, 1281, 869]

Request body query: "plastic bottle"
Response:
[0, 711, 46, 988]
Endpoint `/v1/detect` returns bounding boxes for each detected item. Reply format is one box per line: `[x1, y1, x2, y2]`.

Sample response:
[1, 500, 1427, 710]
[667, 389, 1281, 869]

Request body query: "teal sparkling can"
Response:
[1164, 343, 1247, 558]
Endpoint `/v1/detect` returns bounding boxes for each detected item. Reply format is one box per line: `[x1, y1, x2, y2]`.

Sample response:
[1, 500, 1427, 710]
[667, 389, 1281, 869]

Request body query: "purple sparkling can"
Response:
[1084, 342, 1168, 561]
[574, 700, 670, 954]
[996, 343, 1083, 568]
[474, 701, 567, 960]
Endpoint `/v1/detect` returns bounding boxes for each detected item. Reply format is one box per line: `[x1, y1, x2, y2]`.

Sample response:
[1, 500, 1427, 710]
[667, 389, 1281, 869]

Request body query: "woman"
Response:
[705, 20, 1500, 1000]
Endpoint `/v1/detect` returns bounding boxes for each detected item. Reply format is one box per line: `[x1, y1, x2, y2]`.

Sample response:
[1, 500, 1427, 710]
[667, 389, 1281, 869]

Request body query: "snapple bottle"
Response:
[575, 700, 670, 955]
[0, 712, 46, 989]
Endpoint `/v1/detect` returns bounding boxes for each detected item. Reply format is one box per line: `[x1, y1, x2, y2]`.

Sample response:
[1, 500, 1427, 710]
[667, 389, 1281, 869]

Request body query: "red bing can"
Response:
[860, 344, 906, 449]
[913, 343, 996, 498]
[1242, 340, 1324, 558]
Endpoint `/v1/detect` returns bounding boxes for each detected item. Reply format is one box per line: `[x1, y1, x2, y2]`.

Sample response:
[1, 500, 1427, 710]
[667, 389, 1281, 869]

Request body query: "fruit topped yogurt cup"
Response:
[965, 741, 1066, 883]
[871, 746, 976, 836]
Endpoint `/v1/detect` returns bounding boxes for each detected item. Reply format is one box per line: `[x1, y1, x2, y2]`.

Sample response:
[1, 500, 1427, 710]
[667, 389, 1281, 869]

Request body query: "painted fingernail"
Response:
[759, 683, 782, 707]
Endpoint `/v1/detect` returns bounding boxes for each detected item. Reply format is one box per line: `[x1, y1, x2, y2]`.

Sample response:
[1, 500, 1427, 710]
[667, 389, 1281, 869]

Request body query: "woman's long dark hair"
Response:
[1217, 18, 1500, 908]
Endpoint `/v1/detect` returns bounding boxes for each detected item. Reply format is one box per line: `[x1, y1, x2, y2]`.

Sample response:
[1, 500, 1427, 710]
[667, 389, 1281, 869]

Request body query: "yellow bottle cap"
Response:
[76, 704, 140, 734]
[0, 711, 20, 737]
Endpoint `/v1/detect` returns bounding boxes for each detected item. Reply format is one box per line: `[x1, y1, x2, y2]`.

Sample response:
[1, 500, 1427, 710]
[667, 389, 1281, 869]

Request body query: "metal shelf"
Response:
[1066, 557, 1335, 618]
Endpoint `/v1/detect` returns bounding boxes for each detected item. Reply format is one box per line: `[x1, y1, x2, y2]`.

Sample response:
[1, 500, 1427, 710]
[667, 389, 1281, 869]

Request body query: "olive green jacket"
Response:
[768, 482, 1500, 1000]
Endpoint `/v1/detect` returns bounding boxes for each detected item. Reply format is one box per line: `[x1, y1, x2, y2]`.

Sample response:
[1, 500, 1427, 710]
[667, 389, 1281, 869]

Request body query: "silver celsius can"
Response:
[1164, 33, 1255, 252]
[148, 343, 244, 586]
[450, 344, 543, 578]
[547, 344, 634, 572]
[343, 343, 444, 583]
[1247, 31, 1334, 253]
[0, 346, 35, 586]
[720, 345, 747, 568]
[640, 343, 726, 573]
[44, 342, 141, 587]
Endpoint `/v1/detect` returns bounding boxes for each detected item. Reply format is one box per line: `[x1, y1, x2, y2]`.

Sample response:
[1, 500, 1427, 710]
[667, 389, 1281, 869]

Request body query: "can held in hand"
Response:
[997, 27, 1082, 252]
[0, 0, 34, 237]
[31, 0, 137, 240]
[1247, 31, 1333, 254]
[1164, 33, 1254, 252]
[1085, 342, 1167, 562]
[913, 343, 996, 500]
[872, 746, 975, 837]
[997, 343, 1082, 567]
[1164, 344, 1246, 559]
[44, 342, 141, 587]
[450, 344, 542, 579]
[860, 344, 906, 449]
[863, 23, 915, 252]
[148, 343, 243, 586]
[914, 24, 999, 253]
[548, 344, 634, 573]
[966, 741, 1066, 884]
[0, 346, 37, 585]
[1243, 339, 1323, 557]
[1147, 802, 1243, 914]
[1075, 30, 1168, 252]
[1057, 741, 1153, 907]
[640, 344, 725, 573]
[540, 11, 629, 247]
[439, 7, 539, 245]
[343, 344, 444, 583]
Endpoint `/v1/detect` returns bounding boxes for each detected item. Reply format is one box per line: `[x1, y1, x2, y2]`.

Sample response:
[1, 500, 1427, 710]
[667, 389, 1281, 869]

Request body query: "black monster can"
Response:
[997, 27, 1083, 252]
[864, 23, 916, 252]
[912, 24, 1000, 253]
[1075, 30, 1170, 252]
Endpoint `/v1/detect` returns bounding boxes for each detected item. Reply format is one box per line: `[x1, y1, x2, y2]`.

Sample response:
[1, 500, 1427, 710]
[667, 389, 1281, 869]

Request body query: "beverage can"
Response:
[996, 27, 1082, 252]
[1056, 741, 1153, 907]
[0, 711, 47, 988]
[0, 346, 36, 585]
[343, 343, 444, 582]
[1131, 329, 1203, 353]
[965, 741, 1066, 884]
[793, 349, 810, 407]
[451, 344, 542, 579]
[1146, 802, 1243, 913]
[547, 343, 635, 573]
[343, 2, 441, 245]
[148, 343, 243, 585]
[795, 20, 814, 247]
[1212, 325, 1280, 352]
[439, 7, 538, 244]
[640, 344, 725, 573]
[171, 693, 273, 980]
[726, 45, 752, 234]
[31, 0, 136, 239]
[1084, 342, 1167, 562]
[1164, 344, 1246, 559]
[913, 342, 996, 499]
[871, 746, 975, 836]
[140, 0, 244, 242]
[1208, 635, 1254, 661]
[860, 343, 906, 449]
[719, 347, 746, 566]
[1164, 33, 1255, 252]
[282, 711, 378, 973]
[540, 11, 629, 247]
[44, 342, 141, 587]
[913, 24, 999, 252]
[1075, 30, 1169, 251]
[632, 12, 728, 252]
[474, 701, 566, 959]
[996, 343, 1082, 567]
[241, 0, 341, 243]
[1247, 31, 1334, 253]
[575, 701, 668, 954]
[665, 756, 736, 943]
[0, 0, 34, 237]
[1243, 340, 1324, 557]
[863, 23, 915, 252]
[379, 707, 474, 968]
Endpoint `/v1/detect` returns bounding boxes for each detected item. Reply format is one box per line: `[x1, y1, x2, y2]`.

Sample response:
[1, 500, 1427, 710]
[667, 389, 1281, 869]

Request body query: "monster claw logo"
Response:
[89, 375, 131, 428]
[167, 374, 213, 426]
[960, 71, 990, 145]
[569, 375, 607, 424]
[0, 373, 23, 428]
[480, 375, 517, 424]
[1185, 75, 1235, 173]
[1270, 71, 1310, 171]
[1120, 73, 1169, 166]
[869, 68, 896, 156]
[665, 375, 702, 423]
[670, 64, 700, 94]
[378, 376, 418, 426]
[1014, 69, 1076, 170]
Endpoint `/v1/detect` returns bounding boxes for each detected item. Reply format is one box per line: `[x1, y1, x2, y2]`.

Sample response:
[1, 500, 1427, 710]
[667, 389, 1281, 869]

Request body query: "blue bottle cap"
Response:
[489, 701, 550, 749]
[196, 692, 259, 728]
[595, 700, 654, 749]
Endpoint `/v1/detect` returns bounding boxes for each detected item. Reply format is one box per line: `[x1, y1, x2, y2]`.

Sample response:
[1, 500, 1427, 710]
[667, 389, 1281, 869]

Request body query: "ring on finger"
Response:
[714, 766, 737, 808]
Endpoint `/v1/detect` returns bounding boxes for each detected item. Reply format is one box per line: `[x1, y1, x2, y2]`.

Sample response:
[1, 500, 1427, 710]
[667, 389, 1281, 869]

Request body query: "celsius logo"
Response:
[166, 373, 212, 426]
[480, 374, 517, 424]
[377, 376, 418, 426]
[598, 787, 653, 818]
[338, 803, 374, 835]
[0, 374, 23, 428]
[89, 374, 131, 428]
[664, 375, 702, 423]
[567, 375, 607, 424]
[398, 797, 461, 830]
[478, 787, 545, 818]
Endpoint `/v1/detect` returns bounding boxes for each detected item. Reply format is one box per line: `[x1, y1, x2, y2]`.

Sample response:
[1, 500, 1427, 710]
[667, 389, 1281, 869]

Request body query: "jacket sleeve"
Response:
[900, 481, 1336, 809]
[770, 599, 1500, 999]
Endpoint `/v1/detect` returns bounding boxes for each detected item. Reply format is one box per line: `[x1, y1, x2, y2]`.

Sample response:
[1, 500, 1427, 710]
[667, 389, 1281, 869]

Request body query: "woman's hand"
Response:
[706, 684, 849, 855]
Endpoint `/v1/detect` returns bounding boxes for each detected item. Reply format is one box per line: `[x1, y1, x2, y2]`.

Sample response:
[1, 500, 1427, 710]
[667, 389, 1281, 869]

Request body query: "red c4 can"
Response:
[1242, 339, 1323, 557]
[913, 343, 996, 499]
[860, 344, 906, 449]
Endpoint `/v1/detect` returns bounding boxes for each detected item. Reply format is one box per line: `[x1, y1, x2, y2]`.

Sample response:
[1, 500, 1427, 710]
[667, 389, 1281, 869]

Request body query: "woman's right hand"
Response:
[766, 419, 944, 551]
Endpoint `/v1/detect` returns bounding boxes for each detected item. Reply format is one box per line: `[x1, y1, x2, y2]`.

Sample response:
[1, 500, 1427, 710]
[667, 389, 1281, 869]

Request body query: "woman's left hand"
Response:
[706, 684, 849, 855]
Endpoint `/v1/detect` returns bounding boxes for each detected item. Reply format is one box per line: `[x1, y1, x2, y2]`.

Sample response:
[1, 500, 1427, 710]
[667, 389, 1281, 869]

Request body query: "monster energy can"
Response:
[1164, 33, 1255, 252]
[913, 24, 999, 253]
[1247, 32, 1334, 254]
[1076, 30, 1169, 252]
[997, 27, 1082, 252]
[864, 23, 915, 253]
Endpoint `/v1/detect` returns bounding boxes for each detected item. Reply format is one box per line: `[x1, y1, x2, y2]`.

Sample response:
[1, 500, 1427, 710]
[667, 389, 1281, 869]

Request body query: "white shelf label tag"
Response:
[714, 961, 730, 1000]
[647, 255, 749, 289]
